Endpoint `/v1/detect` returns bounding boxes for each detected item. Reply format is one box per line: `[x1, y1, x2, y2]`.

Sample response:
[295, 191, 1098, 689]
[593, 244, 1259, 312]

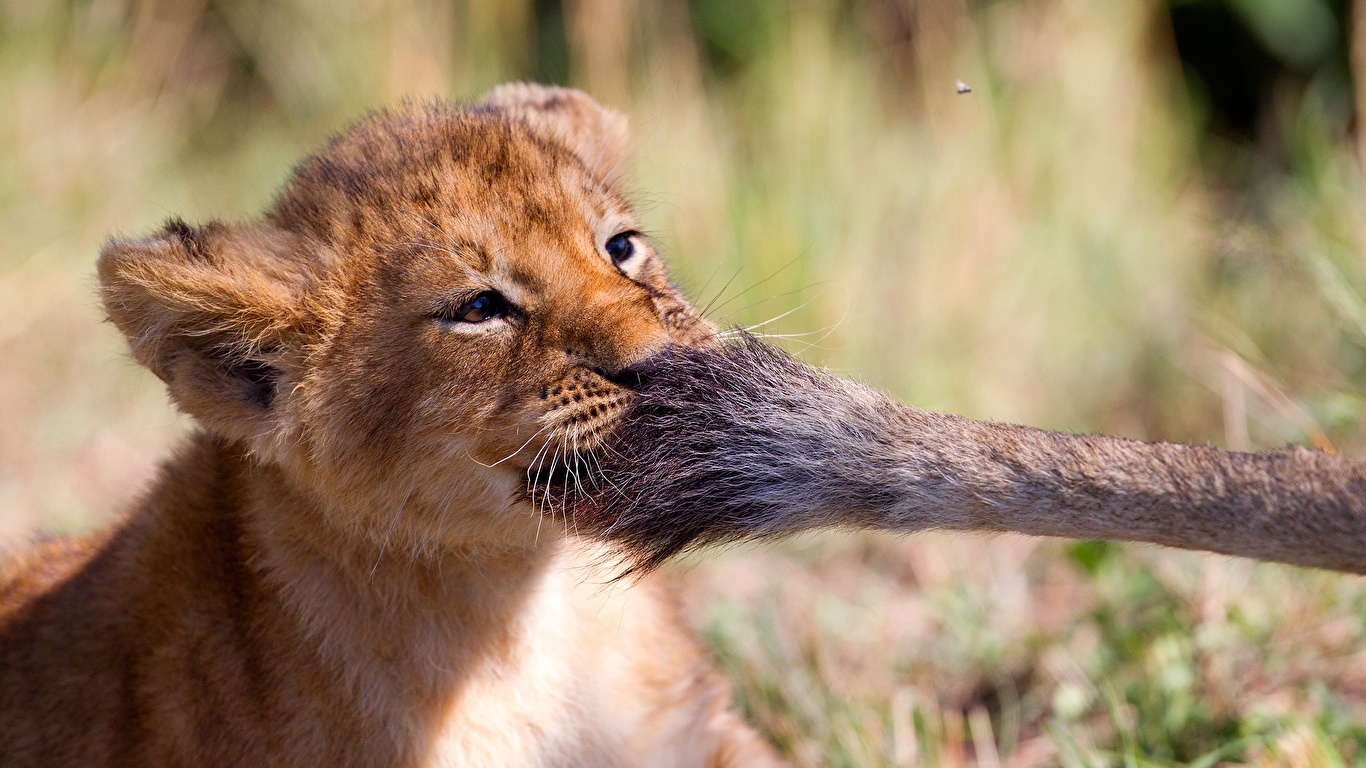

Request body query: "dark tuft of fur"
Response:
[551, 335, 1366, 575]
[162, 218, 213, 263]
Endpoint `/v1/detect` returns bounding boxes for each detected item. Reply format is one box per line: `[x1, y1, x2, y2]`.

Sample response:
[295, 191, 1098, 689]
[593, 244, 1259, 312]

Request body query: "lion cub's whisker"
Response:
[472, 424, 553, 469]
[702, 254, 811, 321]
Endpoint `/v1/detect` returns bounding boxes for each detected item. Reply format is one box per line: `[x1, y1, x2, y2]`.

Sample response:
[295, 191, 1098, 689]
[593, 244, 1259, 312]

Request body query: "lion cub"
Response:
[0, 84, 781, 767]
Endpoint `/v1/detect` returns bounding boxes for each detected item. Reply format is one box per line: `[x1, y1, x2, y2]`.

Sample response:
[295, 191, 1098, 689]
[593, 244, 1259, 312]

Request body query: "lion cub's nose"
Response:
[594, 363, 649, 392]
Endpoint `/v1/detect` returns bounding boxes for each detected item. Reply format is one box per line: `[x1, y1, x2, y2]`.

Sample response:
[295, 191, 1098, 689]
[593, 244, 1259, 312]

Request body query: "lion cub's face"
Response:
[98, 85, 710, 549]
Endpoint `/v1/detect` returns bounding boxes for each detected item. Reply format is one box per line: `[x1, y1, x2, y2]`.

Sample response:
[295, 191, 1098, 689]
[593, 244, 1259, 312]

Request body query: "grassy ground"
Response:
[2, 0, 1366, 764]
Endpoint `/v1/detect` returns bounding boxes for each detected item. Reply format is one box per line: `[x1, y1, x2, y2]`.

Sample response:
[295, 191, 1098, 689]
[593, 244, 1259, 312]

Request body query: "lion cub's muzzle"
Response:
[524, 366, 639, 504]
[539, 366, 644, 452]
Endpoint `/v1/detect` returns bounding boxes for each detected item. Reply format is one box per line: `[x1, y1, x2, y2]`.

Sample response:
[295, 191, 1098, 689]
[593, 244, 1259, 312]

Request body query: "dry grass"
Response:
[3, 0, 1366, 764]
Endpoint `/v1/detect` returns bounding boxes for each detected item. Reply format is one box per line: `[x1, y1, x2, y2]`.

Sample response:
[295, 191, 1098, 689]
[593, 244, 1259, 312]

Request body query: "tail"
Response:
[564, 336, 1366, 574]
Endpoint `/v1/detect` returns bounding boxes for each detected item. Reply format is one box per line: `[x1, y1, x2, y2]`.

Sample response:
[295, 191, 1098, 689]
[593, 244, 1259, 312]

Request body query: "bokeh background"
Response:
[4, 0, 1366, 764]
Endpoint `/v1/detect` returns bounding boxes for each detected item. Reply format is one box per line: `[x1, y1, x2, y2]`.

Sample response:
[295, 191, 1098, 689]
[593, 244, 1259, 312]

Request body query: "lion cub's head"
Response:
[98, 84, 710, 550]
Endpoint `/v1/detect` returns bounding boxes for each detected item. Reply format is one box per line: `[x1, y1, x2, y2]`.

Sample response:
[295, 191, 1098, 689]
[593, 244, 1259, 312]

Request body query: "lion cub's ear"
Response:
[98, 220, 316, 440]
[480, 82, 631, 176]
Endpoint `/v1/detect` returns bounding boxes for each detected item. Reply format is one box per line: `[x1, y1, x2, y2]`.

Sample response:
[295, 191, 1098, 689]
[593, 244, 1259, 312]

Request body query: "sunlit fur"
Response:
[561, 336, 1366, 574]
[0, 85, 781, 767]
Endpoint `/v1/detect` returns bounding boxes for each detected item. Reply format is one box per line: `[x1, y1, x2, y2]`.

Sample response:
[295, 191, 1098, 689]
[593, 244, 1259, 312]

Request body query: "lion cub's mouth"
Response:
[524, 423, 611, 512]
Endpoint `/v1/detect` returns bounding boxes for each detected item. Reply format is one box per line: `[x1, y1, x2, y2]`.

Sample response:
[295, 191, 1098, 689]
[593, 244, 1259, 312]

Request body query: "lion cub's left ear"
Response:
[97, 220, 317, 441]
[480, 82, 631, 176]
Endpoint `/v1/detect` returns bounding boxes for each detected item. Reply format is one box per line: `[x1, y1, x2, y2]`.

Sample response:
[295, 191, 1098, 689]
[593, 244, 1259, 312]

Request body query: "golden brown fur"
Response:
[0, 85, 781, 767]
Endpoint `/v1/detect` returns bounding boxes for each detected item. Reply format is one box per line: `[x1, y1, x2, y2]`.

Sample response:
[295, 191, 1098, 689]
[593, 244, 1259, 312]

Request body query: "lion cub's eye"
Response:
[605, 231, 638, 265]
[440, 291, 510, 324]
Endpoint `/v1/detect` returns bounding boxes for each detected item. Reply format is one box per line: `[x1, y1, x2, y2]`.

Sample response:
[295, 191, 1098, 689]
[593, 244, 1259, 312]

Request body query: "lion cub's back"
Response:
[0, 526, 143, 765]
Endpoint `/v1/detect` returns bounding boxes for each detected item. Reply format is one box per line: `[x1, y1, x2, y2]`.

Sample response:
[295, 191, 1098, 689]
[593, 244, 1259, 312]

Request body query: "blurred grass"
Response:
[3, 0, 1366, 764]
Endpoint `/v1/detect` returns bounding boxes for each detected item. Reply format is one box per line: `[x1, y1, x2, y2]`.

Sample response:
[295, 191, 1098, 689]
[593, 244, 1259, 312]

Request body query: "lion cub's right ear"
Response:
[98, 219, 317, 440]
[480, 83, 631, 177]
